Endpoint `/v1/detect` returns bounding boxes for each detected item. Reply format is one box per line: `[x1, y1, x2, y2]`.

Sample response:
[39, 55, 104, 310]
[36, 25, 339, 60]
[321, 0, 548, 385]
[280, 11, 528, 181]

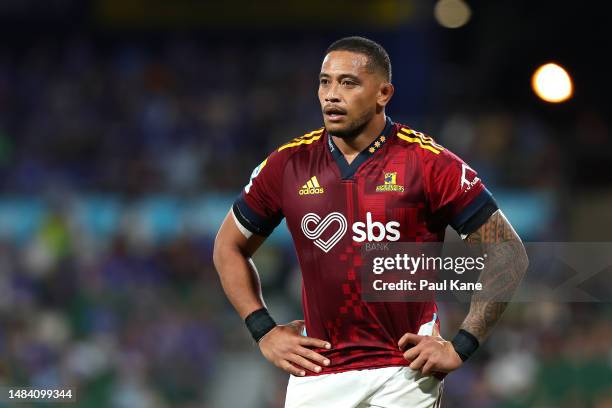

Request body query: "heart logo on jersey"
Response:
[301, 212, 348, 253]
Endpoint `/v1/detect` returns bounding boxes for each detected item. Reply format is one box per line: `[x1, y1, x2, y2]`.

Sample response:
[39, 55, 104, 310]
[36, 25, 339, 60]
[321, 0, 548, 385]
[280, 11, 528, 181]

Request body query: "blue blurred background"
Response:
[0, 0, 611, 407]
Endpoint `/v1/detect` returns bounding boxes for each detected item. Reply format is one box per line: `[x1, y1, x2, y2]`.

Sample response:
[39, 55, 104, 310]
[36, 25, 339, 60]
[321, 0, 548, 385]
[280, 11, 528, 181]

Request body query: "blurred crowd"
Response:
[0, 36, 323, 196]
[0, 35, 610, 407]
[5, 35, 608, 197]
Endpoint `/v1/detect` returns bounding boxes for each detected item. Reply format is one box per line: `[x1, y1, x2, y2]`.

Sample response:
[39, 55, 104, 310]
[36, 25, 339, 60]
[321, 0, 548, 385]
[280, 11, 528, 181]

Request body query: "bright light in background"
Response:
[531, 63, 574, 103]
[434, 0, 472, 28]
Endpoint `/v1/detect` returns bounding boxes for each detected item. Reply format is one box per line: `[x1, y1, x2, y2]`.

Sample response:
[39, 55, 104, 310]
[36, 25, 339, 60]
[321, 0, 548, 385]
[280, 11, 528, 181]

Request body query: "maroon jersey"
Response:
[233, 117, 497, 375]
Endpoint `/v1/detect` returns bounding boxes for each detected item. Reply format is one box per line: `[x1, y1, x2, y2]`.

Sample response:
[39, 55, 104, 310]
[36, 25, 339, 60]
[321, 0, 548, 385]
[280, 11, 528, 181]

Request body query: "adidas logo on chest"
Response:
[298, 176, 325, 195]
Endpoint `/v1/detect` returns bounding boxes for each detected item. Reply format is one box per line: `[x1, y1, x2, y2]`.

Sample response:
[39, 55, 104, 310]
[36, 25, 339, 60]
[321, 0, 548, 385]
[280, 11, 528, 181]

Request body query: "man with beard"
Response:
[214, 36, 527, 407]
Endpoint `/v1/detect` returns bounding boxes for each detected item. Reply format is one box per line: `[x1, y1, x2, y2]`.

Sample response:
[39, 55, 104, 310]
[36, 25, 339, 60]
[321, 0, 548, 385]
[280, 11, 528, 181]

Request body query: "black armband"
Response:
[245, 308, 277, 342]
[451, 329, 480, 362]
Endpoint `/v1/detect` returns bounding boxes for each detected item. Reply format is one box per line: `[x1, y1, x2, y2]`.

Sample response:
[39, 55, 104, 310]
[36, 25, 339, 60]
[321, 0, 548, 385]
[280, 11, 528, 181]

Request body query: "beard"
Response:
[326, 109, 375, 140]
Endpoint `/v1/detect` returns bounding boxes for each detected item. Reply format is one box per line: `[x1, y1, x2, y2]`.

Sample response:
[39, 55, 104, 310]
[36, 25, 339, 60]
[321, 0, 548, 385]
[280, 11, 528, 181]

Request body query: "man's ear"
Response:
[378, 82, 394, 108]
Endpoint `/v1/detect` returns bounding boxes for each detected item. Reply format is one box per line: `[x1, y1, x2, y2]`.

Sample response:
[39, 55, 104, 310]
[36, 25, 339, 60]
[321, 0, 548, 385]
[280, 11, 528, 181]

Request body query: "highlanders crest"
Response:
[376, 171, 405, 192]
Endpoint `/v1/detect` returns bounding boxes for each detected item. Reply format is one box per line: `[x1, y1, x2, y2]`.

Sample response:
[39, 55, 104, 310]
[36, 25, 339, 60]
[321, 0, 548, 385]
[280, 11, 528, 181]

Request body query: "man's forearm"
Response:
[213, 243, 266, 319]
[213, 208, 271, 320]
[215, 252, 264, 319]
[213, 211, 268, 320]
[460, 210, 528, 342]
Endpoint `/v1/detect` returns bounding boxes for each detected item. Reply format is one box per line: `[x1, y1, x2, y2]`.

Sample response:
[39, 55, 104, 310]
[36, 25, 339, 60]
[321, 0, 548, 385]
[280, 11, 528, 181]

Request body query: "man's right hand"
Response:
[258, 320, 331, 376]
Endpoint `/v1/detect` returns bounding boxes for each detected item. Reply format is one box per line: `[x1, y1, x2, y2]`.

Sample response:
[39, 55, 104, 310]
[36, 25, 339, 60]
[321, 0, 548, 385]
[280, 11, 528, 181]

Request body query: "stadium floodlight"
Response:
[531, 62, 574, 103]
[434, 0, 472, 29]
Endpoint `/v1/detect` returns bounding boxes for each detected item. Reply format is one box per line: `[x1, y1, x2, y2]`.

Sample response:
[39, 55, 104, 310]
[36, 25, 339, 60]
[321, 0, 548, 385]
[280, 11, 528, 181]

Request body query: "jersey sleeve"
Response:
[232, 150, 286, 237]
[423, 149, 498, 236]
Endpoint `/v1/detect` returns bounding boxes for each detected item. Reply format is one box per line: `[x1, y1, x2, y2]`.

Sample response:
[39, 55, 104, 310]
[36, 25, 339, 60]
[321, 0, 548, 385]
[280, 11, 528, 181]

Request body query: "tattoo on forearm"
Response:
[460, 210, 528, 343]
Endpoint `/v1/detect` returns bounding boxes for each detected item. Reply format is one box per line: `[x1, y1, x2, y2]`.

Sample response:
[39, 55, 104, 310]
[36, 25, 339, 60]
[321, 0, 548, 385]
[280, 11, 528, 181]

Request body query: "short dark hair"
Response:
[326, 36, 392, 82]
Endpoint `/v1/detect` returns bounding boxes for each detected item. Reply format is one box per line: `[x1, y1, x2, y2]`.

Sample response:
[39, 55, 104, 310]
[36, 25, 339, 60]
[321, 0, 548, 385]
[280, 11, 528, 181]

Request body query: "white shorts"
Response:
[285, 366, 442, 408]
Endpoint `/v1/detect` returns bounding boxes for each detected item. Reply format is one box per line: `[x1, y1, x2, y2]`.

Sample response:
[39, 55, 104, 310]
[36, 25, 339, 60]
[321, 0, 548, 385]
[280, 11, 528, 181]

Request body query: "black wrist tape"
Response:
[245, 308, 277, 342]
[451, 329, 480, 362]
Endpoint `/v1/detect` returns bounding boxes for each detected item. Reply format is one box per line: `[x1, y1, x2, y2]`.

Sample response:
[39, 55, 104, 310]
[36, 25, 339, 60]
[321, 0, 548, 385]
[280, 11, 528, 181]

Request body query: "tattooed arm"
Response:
[460, 209, 529, 342]
[399, 209, 528, 375]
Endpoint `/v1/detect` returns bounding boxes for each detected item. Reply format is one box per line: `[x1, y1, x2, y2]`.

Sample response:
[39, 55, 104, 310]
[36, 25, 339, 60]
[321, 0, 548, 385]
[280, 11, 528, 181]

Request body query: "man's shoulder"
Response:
[276, 127, 326, 153]
[265, 126, 326, 165]
[392, 123, 447, 159]
[244, 126, 325, 191]
[392, 123, 474, 187]
[391, 122, 470, 172]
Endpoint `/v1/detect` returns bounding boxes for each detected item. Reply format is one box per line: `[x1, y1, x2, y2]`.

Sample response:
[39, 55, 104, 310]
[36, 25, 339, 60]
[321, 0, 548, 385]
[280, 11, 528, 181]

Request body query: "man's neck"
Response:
[331, 114, 387, 165]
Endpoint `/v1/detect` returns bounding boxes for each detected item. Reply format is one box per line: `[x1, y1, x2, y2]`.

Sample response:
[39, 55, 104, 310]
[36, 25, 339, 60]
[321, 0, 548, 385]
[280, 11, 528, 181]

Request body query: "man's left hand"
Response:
[398, 327, 463, 375]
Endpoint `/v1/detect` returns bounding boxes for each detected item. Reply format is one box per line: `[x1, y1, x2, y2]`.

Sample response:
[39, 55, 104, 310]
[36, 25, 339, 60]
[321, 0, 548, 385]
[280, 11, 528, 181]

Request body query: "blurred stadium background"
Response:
[0, 0, 610, 407]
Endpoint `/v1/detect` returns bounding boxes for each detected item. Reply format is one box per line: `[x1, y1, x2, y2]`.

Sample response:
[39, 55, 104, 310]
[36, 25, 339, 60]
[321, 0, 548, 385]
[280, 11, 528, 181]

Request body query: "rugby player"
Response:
[213, 36, 528, 407]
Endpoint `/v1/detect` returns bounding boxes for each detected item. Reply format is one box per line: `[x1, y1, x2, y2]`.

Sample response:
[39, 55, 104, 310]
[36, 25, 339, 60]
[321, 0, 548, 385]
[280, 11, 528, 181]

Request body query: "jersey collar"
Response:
[327, 116, 394, 180]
